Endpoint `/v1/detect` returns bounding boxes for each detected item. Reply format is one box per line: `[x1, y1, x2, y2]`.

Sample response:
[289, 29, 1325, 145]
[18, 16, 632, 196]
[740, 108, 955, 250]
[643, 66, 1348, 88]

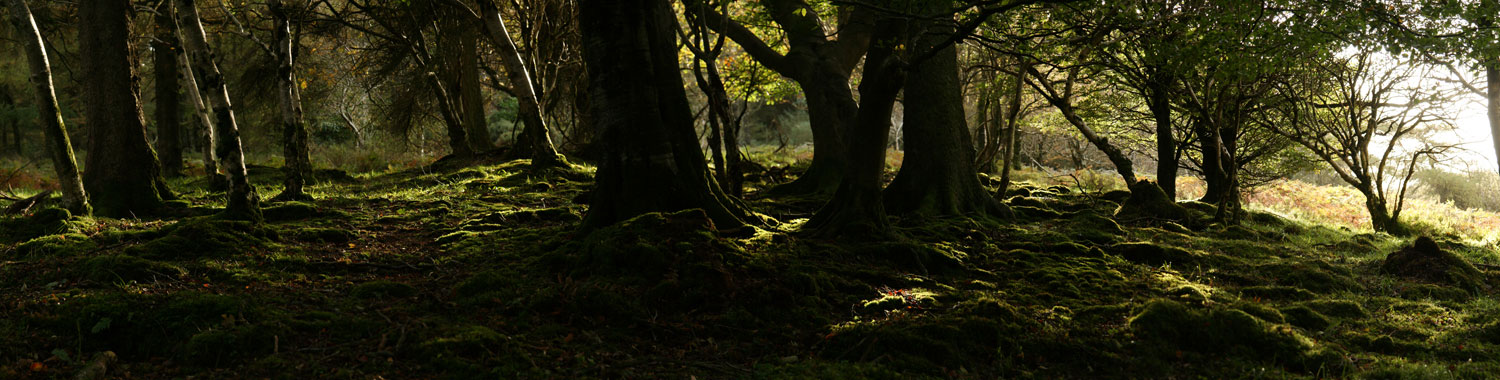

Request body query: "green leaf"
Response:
[91, 317, 113, 334]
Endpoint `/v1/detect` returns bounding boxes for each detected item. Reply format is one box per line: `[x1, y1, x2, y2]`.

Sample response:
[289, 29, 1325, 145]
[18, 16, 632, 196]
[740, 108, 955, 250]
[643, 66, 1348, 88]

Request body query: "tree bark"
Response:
[997, 60, 1025, 196]
[1148, 66, 1176, 198]
[79, 0, 173, 218]
[1195, 120, 1226, 204]
[1487, 62, 1500, 175]
[152, 2, 183, 178]
[577, 0, 752, 231]
[177, 49, 221, 185]
[270, 0, 314, 202]
[807, 19, 906, 239]
[9, 0, 90, 215]
[177, 0, 261, 222]
[884, 11, 1005, 217]
[1025, 66, 1137, 185]
[460, 30, 493, 152]
[479, 0, 564, 167]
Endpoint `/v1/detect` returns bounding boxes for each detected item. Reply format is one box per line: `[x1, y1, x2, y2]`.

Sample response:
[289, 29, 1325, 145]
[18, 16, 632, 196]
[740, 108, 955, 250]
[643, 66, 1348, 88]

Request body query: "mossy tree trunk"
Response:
[884, 9, 1005, 217]
[269, 0, 314, 202]
[9, 0, 90, 215]
[152, 2, 183, 178]
[177, 0, 261, 222]
[79, 0, 173, 218]
[479, 0, 564, 168]
[577, 0, 752, 231]
[997, 58, 1026, 196]
[806, 19, 907, 239]
[459, 28, 493, 153]
[688, 0, 872, 198]
[1025, 65, 1137, 185]
[1148, 66, 1176, 198]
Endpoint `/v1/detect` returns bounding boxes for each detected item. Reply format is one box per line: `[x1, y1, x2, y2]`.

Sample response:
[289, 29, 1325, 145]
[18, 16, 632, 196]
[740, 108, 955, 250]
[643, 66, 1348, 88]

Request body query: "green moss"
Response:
[93, 228, 169, 245]
[1299, 299, 1368, 319]
[1234, 302, 1286, 324]
[1255, 261, 1362, 294]
[125, 219, 275, 260]
[351, 280, 417, 299]
[1128, 299, 1336, 371]
[287, 227, 357, 243]
[16, 233, 95, 257]
[417, 325, 510, 358]
[1239, 286, 1319, 301]
[182, 324, 283, 365]
[1279, 306, 1332, 331]
[262, 202, 321, 221]
[0, 207, 79, 244]
[79, 254, 185, 283]
[1065, 212, 1126, 244]
[1109, 242, 1199, 266]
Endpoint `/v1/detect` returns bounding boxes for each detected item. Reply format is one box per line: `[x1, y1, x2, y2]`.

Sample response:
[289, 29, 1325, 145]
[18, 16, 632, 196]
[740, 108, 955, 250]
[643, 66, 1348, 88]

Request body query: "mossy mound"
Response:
[125, 220, 276, 260]
[262, 202, 340, 222]
[79, 255, 186, 283]
[1298, 299, 1368, 319]
[541, 209, 757, 311]
[822, 297, 1037, 375]
[1239, 285, 1319, 301]
[47, 292, 265, 360]
[1279, 305, 1332, 331]
[286, 227, 357, 243]
[1114, 180, 1188, 223]
[1381, 236, 1487, 292]
[351, 280, 418, 299]
[1064, 212, 1126, 244]
[0, 208, 80, 244]
[1108, 242, 1200, 266]
[1128, 299, 1340, 371]
[1253, 260, 1363, 294]
[15, 233, 95, 257]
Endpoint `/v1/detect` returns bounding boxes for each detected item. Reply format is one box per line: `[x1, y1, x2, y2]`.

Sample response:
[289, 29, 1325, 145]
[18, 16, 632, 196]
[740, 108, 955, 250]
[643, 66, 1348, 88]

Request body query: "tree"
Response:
[577, 0, 754, 231]
[883, 1, 1008, 218]
[151, 0, 183, 178]
[1266, 49, 1457, 234]
[476, 0, 565, 167]
[8, 0, 89, 215]
[689, 0, 874, 197]
[177, 0, 261, 221]
[78, 0, 174, 218]
[269, 0, 316, 201]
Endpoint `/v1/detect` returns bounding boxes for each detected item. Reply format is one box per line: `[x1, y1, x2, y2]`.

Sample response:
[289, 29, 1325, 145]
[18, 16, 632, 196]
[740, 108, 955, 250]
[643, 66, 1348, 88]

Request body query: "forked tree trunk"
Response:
[177, 0, 261, 222]
[578, 0, 751, 231]
[883, 9, 1005, 217]
[178, 49, 220, 185]
[79, 0, 172, 217]
[807, 19, 907, 239]
[152, 2, 183, 178]
[479, 0, 564, 167]
[9, 0, 90, 215]
[270, 0, 314, 202]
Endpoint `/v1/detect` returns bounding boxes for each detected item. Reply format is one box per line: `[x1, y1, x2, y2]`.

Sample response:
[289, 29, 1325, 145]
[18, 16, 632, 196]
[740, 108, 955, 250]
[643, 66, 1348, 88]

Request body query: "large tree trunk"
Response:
[577, 0, 751, 231]
[79, 0, 172, 218]
[9, 0, 90, 215]
[883, 14, 1004, 217]
[152, 2, 183, 178]
[177, 0, 261, 222]
[270, 0, 314, 202]
[807, 20, 906, 239]
[1196, 121, 1227, 204]
[1486, 62, 1500, 174]
[450, 21, 494, 153]
[997, 60, 1025, 196]
[480, 0, 564, 167]
[1148, 67, 1176, 198]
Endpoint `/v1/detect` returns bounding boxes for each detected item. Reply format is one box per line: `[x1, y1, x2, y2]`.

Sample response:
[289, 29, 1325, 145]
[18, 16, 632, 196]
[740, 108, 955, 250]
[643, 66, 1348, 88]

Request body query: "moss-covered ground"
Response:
[2, 160, 1499, 379]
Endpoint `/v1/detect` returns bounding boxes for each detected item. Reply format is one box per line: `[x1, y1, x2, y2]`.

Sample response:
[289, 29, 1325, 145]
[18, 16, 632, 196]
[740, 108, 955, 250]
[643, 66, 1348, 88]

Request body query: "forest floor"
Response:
[2, 156, 1500, 379]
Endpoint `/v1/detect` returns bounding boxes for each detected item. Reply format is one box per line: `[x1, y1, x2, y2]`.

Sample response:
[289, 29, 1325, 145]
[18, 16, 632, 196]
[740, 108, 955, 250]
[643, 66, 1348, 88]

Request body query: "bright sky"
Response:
[1450, 100, 1497, 172]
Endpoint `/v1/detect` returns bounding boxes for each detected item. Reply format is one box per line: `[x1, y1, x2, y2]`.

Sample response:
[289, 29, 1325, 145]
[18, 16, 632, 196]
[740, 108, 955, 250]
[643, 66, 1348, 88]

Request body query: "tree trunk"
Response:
[79, 0, 172, 218]
[1196, 121, 1226, 204]
[152, 3, 183, 178]
[459, 26, 494, 152]
[1026, 66, 1137, 184]
[270, 0, 313, 202]
[997, 61, 1025, 196]
[884, 14, 1004, 217]
[577, 0, 751, 231]
[178, 49, 221, 186]
[807, 20, 906, 239]
[1148, 66, 1175, 198]
[480, 0, 564, 167]
[1360, 186, 1404, 234]
[177, 0, 260, 222]
[1486, 61, 1500, 174]
[9, 0, 90, 215]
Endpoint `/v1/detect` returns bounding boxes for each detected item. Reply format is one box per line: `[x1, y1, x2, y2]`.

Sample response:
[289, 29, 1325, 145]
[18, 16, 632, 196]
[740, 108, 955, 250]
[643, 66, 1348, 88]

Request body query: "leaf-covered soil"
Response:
[2, 159, 1499, 379]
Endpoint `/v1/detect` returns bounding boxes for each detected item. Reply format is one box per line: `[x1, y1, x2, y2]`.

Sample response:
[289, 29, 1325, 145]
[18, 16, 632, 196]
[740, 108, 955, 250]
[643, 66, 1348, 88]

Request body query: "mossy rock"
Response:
[16, 233, 95, 257]
[1239, 286, 1318, 301]
[1011, 205, 1063, 219]
[1006, 196, 1049, 209]
[1109, 242, 1199, 266]
[181, 324, 283, 365]
[1234, 302, 1286, 324]
[1298, 299, 1367, 319]
[0, 207, 79, 244]
[1128, 299, 1336, 371]
[1255, 261, 1362, 294]
[79, 255, 185, 283]
[417, 325, 511, 358]
[351, 280, 417, 299]
[1114, 180, 1188, 223]
[1381, 236, 1487, 292]
[1065, 212, 1126, 244]
[1279, 306, 1332, 331]
[125, 219, 275, 260]
[93, 228, 170, 245]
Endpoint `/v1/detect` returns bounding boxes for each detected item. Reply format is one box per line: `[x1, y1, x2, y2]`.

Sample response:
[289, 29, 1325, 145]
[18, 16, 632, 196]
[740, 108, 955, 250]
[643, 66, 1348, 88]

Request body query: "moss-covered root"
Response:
[1114, 180, 1188, 224]
[1129, 299, 1345, 372]
[1381, 236, 1488, 292]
